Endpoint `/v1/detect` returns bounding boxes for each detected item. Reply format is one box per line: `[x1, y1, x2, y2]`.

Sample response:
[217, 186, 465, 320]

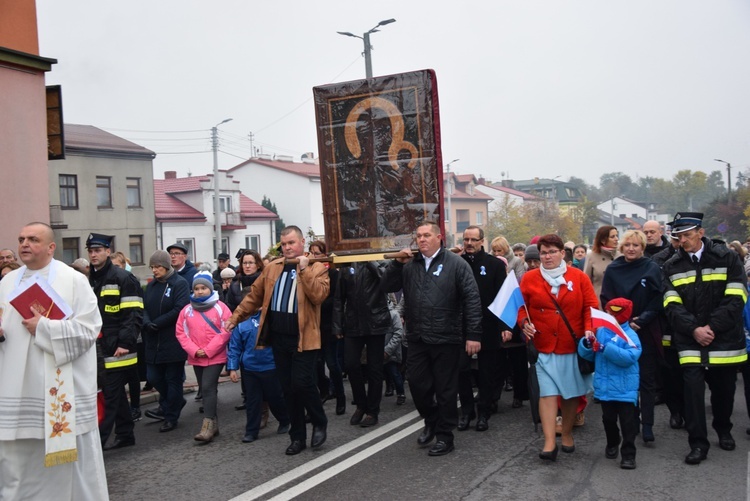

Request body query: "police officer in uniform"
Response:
[87, 234, 144, 450]
[662, 213, 748, 465]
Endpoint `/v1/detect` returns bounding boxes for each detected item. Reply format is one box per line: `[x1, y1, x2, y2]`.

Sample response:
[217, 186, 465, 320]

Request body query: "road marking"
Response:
[229, 410, 422, 501]
[267, 420, 425, 501]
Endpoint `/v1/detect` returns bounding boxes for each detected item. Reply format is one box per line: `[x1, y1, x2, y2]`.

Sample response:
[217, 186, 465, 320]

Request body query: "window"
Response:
[176, 239, 195, 261]
[456, 209, 470, 233]
[59, 175, 78, 209]
[245, 235, 260, 252]
[62, 237, 79, 263]
[213, 196, 232, 213]
[476, 212, 483, 225]
[127, 178, 142, 208]
[129, 235, 144, 265]
[96, 177, 112, 208]
[212, 238, 229, 258]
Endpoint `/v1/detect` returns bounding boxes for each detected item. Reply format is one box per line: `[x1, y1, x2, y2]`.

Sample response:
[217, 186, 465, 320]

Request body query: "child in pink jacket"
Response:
[176, 271, 231, 443]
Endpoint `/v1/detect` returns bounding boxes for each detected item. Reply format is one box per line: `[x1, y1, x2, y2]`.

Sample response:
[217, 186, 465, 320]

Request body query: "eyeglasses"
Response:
[169, 252, 185, 257]
[539, 250, 560, 257]
[463, 238, 481, 243]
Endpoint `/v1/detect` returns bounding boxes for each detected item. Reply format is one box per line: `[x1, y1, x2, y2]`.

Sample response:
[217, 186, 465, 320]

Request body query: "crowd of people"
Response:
[1, 212, 749, 497]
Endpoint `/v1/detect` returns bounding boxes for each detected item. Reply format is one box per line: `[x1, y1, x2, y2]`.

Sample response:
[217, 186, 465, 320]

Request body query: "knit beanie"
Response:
[149, 250, 172, 270]
[192, 271, 214, 290]
[605, 298, 633, 324]
[220, 267, 236, 279]
[524, 244, 540, 262]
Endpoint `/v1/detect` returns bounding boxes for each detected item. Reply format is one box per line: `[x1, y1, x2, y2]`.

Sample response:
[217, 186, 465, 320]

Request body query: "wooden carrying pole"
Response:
[284, 247, 461, 265]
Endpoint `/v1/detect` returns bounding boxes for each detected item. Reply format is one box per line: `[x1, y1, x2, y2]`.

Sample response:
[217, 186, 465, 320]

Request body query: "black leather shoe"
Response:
[685, 447, 708, 465]
[669, 413, 684, 429]
[235, 403, 247, 411]
[159, 421, 177, 432]
[475, 416, 489, 432]
[285, 440, 306, 455]
[642, 424, 654, 443]
[277, 422, 290, 435]
[336, 396, 346, 415]
[605, 445, 619, 459]
[539, 446, 558, 461]
[242, 434, 257, 443]
[417, 425, 435, 446]
[350, 408, 365, 426]
[457, 414, 474, 431]
[384, 387, 394, 397]
[620, 457, 636, 470]
[428, 440, 454, 456]
[311, 425, 327, 448]
[719, 433, 736, 451]
[103, 437, 135, 451]
[144, 408, 165, 421]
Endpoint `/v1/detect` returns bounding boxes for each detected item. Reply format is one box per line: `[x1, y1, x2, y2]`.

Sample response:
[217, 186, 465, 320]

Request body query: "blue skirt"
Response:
[536, 352, 592, 399]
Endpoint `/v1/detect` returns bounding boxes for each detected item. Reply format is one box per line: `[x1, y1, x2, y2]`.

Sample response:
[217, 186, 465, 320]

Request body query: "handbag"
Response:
[549, 295, 594, 375]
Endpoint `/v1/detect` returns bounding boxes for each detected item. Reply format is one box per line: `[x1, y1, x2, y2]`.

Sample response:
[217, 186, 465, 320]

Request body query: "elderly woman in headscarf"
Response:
[518, 234, 598, 461]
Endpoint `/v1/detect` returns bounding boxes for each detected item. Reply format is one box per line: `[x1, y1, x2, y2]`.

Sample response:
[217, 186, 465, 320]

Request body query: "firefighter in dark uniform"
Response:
[87, 234, 144, 450]
[662, 213, 748, 465]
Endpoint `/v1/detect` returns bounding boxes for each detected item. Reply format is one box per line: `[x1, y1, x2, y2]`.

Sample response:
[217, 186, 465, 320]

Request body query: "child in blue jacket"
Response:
[227, 312, 290, 443]
[579, 298, 642, 470]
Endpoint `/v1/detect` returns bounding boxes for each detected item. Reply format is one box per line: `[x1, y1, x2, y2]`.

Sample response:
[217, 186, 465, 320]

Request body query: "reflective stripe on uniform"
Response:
[678, 350, 702, 365]
[678, 349, 747, 365]
[669, 270, 696, 287]
[104, 353, 137, 369]
[120, 296, 144, 309]
[662, 334, 672, 347]
[664, 290, 683, 307]
[100, 284, 120, 296]
[725, 282, 748, 303]
[701, 267, 727, 283]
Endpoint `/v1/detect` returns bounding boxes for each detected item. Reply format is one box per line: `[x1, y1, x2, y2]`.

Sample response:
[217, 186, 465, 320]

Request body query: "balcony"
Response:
[49, 205, 67, 229]
[220, 212, 246, 230]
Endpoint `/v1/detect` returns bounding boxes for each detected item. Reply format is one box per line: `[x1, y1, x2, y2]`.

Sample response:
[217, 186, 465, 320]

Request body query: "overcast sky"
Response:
[37, 0, 750, 188]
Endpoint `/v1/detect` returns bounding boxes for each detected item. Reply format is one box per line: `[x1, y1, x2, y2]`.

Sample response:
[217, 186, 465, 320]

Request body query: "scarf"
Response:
[540, 261, 568, 296]
[238, 271, 260, 289]
[190, 290, 219, 312]
[600, 246, 617, 259]
[156, 268, 175, 283]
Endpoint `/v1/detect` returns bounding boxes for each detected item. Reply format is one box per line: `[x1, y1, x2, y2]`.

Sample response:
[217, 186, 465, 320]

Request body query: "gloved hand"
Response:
[146, 322, 158, 332]
[592, 338, 605, 353]
[582, 337, 592, 349]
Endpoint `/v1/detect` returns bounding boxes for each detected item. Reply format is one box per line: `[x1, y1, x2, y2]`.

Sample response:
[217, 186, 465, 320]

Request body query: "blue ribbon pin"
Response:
[291, 270, 297, 280]
[433, 264, 443, 276]
[480, 266, 486, 276]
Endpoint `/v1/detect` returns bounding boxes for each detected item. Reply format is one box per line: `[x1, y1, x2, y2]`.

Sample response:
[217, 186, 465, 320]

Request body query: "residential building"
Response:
[475, 178, 543, 215]
[155, 171, 278, 267]
[508, 178, 584, 214]
[444, 173, 492, 246]
[228, 155, 323, 240]
[47, 124, 157, 280]
[0, 0, 56, 246]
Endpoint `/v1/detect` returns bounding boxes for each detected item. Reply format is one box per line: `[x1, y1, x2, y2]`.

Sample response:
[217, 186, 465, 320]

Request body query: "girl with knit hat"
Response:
[175, 271, 232, 443]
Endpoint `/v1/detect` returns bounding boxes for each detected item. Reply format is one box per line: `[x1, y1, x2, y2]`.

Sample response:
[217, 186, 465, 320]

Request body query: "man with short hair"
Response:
[226, 226, 330, 455]
[0, 223, 108, 499]
[87, 233, 144, 450]
[0, 248, 16, 264]
[166, 243, 197, 286]
[212, 252, 234, 289]
[662, 212, 748, 465]
[643, 220, 669, 258]
[382, 221, 482, 456]
[458, 226, 507, 432]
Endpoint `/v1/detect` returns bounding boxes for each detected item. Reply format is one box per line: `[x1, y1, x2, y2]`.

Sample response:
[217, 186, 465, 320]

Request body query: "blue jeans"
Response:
[147, 362, 186, 424]
[384, 361, 404, 395]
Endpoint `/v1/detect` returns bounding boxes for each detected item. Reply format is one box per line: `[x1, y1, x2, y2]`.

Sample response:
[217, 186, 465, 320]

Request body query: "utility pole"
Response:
[212, 118, 232, 261]
[248, 132, 254, 158]
[714, 159, 732, 204]
[337, 19, 396, 79]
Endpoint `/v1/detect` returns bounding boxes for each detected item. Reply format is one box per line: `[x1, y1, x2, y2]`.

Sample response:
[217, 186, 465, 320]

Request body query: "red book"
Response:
[10, 282, 67, 320]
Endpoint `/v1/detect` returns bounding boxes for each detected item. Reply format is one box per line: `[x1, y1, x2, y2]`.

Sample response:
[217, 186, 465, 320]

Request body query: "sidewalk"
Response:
[131, 362, 234, 407]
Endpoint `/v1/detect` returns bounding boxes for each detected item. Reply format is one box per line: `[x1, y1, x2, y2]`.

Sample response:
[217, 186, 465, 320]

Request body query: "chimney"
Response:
[478, 176, 486, 185]
[165, 171, 177, 179]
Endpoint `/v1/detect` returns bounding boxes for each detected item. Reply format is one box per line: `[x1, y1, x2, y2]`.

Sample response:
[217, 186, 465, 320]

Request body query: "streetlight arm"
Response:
[337, 31, 361, 39]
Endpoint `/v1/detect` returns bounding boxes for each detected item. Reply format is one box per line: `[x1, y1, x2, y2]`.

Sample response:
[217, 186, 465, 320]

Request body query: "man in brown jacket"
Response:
[225, 226, 329, 455]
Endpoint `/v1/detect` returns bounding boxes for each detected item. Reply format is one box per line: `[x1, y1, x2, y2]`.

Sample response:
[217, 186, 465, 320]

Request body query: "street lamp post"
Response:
[714, 158, 732, 204]
[445, 159, 460, 246]
[337, 19, 396, 79]
[212, 118, 233, 260]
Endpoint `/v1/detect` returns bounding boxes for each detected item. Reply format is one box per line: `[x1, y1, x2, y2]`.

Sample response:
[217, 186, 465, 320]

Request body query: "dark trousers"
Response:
[147, 361, 186, 424]
[408, 340, 460, 442]
[661, 347, 684, 418]
[99, 369, 135, 444]
[478, 348, 505, 417]
[499, 346, 529, 401]
[742, 363, 750, 419]
[125, 365, 140, 410]
[321, 338, 345, 399]
[384, 361, 405, 395]
[345, 335, 385, 416]
[241, 368, 290, 438]
[601, 400, 638, 460]
[636, 331, 659, 427]
[683, 365, 737, 450]
[458, 351, 476, 417]
[272, 332, 327, 442]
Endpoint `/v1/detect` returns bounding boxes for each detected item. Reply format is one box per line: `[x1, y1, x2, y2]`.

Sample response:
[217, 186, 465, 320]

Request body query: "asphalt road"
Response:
[104, 374, 750, 501]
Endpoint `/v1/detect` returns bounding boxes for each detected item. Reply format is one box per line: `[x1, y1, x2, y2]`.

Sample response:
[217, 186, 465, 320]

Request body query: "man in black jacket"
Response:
[458, 226, 507, 432]
[663, 212, 748, 465]
[643, 220, 670, 258]
[382, 221, 482, 456]
[87, 233, 143, 450]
